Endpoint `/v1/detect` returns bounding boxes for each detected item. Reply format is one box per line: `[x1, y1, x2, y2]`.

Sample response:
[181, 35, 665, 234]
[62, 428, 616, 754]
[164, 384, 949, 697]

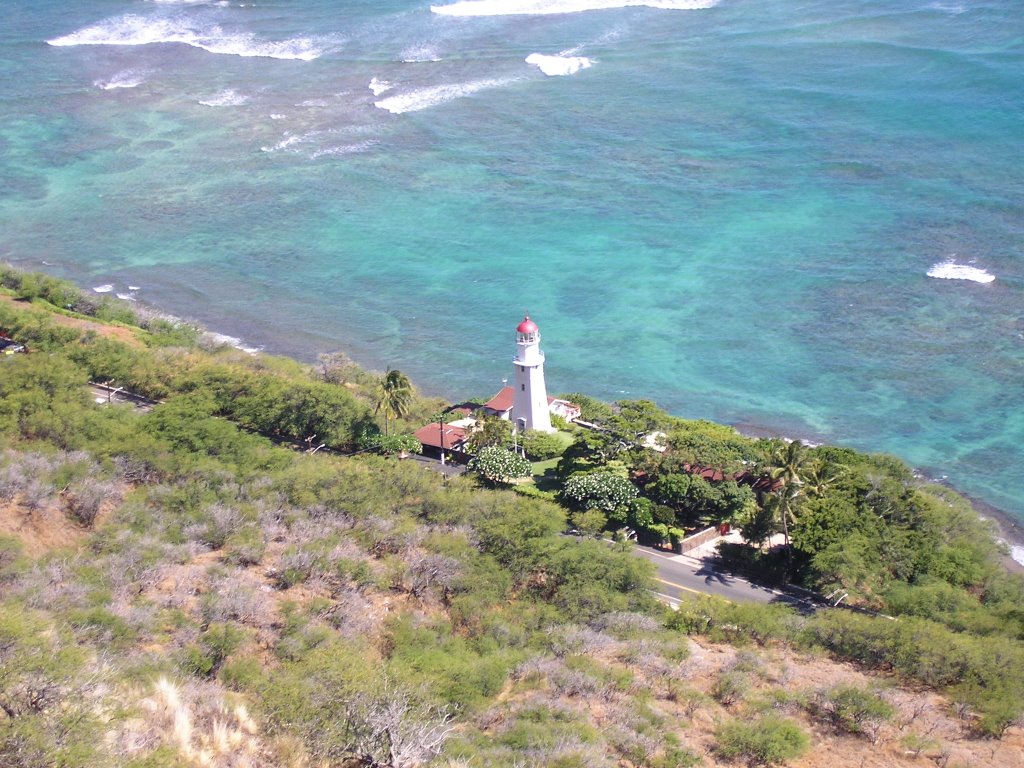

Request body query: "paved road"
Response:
[89, 383, 159, 411]
[632, 545, 817, 612]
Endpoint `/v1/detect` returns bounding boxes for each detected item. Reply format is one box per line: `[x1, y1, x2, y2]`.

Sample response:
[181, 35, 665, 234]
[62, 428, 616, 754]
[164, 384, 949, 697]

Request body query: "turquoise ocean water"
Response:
[1, 0, 1022, 519]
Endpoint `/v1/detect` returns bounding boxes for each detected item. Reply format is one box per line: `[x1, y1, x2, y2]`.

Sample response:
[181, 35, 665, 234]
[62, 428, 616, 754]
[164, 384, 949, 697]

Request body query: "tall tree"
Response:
[761, 439, 813, 574]
[375, 369, 413, 436]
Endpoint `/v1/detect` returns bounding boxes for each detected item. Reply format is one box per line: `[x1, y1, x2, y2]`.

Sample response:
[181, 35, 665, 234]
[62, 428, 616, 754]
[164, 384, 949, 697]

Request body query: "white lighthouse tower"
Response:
[512, 315, 555, 434]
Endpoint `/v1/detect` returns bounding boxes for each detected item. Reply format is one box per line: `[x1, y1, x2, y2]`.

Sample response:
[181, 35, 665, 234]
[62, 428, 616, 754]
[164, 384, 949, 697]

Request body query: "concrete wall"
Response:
[679, 526, 719, 554]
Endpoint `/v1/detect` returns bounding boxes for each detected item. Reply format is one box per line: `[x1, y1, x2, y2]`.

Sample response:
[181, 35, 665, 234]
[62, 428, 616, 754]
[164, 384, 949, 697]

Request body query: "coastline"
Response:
[732, 421, 1024, 572]
[172, 302, 1024, 573]
[8, 270, 1024, 572]
[955, 491, 1024, 576]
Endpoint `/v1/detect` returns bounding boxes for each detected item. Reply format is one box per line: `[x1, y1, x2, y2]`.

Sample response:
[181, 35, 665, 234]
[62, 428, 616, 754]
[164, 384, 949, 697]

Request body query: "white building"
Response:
[481, 316, 566, 434]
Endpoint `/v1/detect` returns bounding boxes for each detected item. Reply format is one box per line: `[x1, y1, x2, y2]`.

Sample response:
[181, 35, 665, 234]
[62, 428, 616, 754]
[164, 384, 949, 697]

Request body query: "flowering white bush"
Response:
[468, 445, 531, 485]
[561, 472, 638, 513]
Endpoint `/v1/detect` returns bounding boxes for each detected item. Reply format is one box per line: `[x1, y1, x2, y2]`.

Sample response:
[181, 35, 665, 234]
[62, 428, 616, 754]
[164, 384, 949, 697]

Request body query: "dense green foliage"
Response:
[467, 445, 532, 486]
[0, 279, 666, 765]
[714, 714, 810, 765]
[2, 267, 1023, 766]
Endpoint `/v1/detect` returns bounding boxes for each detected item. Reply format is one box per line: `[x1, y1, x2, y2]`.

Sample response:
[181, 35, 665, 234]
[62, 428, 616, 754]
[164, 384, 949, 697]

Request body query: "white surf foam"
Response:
[92, 284, 114, 293]
[401, 45, 442, 63]
[432, 0, 717, 17]
[927, 259, 995, 284]
[526, 52, 592, 76]
[204, 331, 261, 354]
[369, 77, 392, 96]
[199, 89, 248, 107]
[116, 293, 137, 301]
[261, 134, 303, 153]
[261, 129, 379, 159]
[128, 285, 141, 291]
[1013, 544, 1024, 568]
[48, 14, 327, 61]
[311, 140, 380, 159]
[929, 2, 967, 14]
[94, 70, 147, 90]
[269, 113, 287, 120]
[374, 78, 516, 114]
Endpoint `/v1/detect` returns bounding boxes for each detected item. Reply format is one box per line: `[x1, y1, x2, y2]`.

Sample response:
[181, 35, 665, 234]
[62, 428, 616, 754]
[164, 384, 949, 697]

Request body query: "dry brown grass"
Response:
[0, 293, 145, 348]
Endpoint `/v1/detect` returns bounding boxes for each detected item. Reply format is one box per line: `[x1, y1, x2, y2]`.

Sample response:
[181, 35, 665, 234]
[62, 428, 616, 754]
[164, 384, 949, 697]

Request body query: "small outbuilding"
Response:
[413, 421, 473, 464]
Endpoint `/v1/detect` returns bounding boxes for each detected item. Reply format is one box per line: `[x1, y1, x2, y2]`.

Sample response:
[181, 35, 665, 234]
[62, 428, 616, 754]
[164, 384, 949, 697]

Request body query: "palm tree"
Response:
[375, 368, 413, 436]
[803, 459, 844, 499]
[761, 439, 813, 573]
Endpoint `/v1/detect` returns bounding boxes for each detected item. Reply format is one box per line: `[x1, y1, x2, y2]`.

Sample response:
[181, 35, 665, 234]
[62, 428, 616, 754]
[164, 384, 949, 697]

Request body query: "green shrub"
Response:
[220, 656, 265, 692]
[812, 684, 894, 738]
[715, 714, 810, 766]
[570, 508, 607, 537]
[512, 484, 557, 502]
[711, 669, 751, 706]
[224, 526, 266, 566]
[521, 430, 568, 460]
[561, 472, 638, 514]
[179, 623, 244, 678]
[468, 445, 532, 485]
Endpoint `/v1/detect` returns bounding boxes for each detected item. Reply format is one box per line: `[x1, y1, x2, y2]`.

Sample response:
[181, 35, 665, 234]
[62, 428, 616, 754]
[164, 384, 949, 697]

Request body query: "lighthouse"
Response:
[512, 315, 555, 433]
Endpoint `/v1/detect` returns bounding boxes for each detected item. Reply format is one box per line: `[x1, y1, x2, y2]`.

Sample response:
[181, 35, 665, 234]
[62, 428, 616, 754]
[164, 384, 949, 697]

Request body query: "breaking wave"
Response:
[926, 259, 995, 284]
[261, 131, 379, 159]
[48, 14, 328, 61]
[198, 89, 248, 107]
[431, 0, 717, 17]
[374, 78, 517, 114]
[526, 52, 593, 76]
[369, 77, 393, 96]
[94, 70, 147, 89]
[401, 44, 443, 63]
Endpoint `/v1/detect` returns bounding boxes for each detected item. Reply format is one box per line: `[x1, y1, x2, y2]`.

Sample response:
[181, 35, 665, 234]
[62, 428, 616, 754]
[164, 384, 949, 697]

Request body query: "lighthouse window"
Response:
[520, 366, 525, 372]
[521, 384, 525, 391]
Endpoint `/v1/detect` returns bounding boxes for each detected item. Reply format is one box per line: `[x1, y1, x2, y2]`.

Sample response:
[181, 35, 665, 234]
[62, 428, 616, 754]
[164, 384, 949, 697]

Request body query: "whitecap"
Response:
[431, 0, 717, 17]
[128, 285, 141, 291]
[92, 284, 114, 293]
[94, 69, 146, 90]
[269, 113, 287, 120]
[929, 2, 967, 14]
[48, 14, 327, 61]
[116, 293, 137, 301]
[198, 89, 248, 107]
[261, 130, 378, 159]
[311, 140, 380, 159]
[526, 52, 592, 76]
[401, 45, 442, 63]
[374, 78, 517, 114]
[926, 259, 995, 284]
[260, 134, 303, 153]
[369, 77, 392, 96]
[297, 98, 329, 107]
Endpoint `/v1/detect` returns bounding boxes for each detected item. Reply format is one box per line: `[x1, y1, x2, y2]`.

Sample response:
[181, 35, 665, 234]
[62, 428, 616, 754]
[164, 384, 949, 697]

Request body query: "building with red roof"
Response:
[414, 421, 472, 463]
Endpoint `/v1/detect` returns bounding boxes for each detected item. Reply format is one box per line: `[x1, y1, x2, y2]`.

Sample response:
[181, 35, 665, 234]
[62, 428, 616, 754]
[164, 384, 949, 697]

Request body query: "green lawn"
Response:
[527, 431, 574, 492]
[531, 457, 562, 492]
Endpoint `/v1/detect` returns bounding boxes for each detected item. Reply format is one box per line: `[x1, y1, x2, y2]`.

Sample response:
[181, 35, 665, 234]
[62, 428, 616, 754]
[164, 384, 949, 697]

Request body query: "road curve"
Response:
[632, 545, 816, 612]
